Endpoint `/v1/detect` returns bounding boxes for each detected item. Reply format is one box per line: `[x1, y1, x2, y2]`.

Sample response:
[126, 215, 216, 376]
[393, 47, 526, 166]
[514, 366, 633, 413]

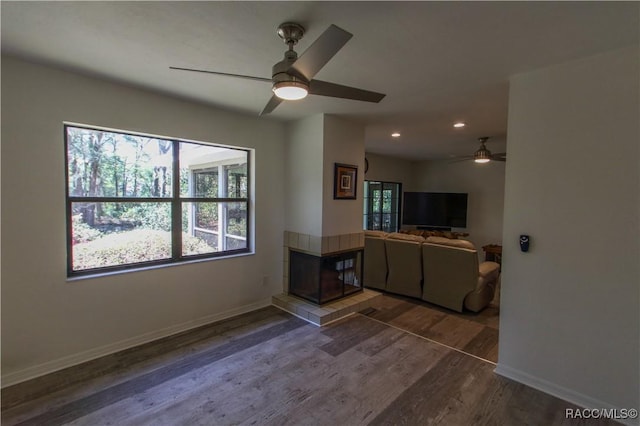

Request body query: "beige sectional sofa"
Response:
[362, 231, 500, 313]
[363, 230, 389, 291]
[385, 232, 425, 299]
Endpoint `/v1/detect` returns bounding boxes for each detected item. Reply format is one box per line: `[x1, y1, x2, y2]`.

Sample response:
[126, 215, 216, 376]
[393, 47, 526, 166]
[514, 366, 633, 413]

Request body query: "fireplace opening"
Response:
[289, 249, 363, 305]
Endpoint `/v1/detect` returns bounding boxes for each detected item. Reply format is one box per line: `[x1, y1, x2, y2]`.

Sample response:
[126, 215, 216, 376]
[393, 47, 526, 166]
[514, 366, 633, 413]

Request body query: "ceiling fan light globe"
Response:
[474, 146, 492, 163]
[273, 81, 309, 100]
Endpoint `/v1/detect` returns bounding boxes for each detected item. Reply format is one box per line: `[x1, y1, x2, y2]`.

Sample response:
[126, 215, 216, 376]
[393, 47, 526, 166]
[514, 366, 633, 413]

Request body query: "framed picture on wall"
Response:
[334, 163, 358, 199]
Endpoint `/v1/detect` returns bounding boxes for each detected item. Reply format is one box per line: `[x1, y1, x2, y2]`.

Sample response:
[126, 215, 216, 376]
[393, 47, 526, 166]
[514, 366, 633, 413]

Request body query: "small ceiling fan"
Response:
[454, 137, 506, 163]
[170, 22, 386, 115]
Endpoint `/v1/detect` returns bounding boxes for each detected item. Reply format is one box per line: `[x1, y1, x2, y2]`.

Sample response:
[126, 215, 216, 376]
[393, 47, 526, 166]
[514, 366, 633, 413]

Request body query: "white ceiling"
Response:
[2, 1, 638, 160]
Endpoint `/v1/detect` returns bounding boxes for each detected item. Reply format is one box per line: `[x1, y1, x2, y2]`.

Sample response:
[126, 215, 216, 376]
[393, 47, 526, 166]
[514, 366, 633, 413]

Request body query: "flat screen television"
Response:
[402, 192, 468, 228]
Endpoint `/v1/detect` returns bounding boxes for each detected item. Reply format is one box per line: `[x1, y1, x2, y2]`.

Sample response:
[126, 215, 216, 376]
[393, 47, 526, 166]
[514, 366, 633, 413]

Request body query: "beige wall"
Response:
[285, 115, 325, 236]
[1, 56, 287, 384]
[412, 159, 506, 252]
[498, 46, 639, 413]
[322, 115, 366, 236]
[364, 152, 505, 251]
[364, 152, 415, 191]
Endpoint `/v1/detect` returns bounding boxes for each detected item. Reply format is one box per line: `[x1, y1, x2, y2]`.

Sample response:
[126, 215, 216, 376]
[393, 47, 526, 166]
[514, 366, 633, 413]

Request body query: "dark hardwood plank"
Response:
[2, 304, 614, 426]
[422, 315, 486, 350]
[3, 315, 307, 426]
[1, 306, 290, 411]
[385, 304, 448, 336]
[369, 350, 484, 425]
[363, 297, 416, 322]
[367, 294, 500, 363]
[462, 326, 500, 363]
[117, 322, 335, 426]
[247, 331, 450, 426]
[319, 314, 389, 357]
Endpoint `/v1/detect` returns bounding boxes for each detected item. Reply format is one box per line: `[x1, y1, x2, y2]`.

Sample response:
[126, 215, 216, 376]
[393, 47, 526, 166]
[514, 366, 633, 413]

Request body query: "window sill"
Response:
[66, 250, 255, 282]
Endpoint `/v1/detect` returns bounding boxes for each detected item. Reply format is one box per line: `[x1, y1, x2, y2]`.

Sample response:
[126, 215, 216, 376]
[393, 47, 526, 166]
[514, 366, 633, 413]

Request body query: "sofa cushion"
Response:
[387, 232, 425, 243]
[425, 236, 475, 250]
[364, 230, 389, 238]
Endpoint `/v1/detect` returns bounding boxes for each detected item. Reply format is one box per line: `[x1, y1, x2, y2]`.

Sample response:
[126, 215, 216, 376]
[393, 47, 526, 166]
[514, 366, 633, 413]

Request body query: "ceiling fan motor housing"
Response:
[272, 55, 308, 85]
[272, 26, 310, 97]
[474, 137, 492, 163]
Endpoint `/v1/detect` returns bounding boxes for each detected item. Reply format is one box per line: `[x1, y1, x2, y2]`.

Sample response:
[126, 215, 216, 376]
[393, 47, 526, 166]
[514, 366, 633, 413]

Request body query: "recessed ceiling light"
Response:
[453, 122, 466, 128]
[391, 132, 401, 138]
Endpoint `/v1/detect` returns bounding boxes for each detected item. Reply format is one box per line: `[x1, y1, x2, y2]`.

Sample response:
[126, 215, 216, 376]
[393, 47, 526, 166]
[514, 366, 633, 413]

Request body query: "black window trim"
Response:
[364, 179, 403, 233]
[64, 123, 252, 277]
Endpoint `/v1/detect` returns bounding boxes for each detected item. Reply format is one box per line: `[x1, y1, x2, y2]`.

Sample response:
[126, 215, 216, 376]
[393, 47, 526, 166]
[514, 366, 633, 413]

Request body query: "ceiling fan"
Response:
[170, 22, 386, 115]
[454, 137, 506, 163]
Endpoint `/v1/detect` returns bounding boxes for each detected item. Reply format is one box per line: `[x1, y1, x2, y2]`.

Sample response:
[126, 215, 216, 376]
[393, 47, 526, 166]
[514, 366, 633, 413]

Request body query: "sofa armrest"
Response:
[479, 261, 500, 280]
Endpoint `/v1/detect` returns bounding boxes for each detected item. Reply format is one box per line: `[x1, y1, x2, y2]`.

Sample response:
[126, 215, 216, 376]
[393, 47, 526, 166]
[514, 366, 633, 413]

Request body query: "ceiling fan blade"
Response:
[448, 156, 473, 163]
[169, 66, 271, 83]
[289, 25, 353, 81]
[260, 95, 283, 115]
[492, 152, 507, 162]
[309, 80, 385, 103]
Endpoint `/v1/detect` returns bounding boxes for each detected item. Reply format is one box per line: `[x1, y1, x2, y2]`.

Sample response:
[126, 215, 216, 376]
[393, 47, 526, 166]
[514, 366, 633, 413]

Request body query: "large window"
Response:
[65, 124, 250, 276]
[364, 180, 402, 232]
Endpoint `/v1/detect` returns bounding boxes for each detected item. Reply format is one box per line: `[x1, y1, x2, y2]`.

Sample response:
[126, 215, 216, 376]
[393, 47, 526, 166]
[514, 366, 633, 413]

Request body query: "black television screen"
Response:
[402, 192, 468, 228]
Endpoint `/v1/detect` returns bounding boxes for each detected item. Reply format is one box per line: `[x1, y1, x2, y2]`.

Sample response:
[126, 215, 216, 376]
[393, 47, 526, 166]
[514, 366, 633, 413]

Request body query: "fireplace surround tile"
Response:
[339, 234, 350, 251]
[328, 235, 340, 253]
[287, 231, 299, 249]
[298, 234, 310, 251]
[272, 289, 382, 326]
[309, 235, 322, 254]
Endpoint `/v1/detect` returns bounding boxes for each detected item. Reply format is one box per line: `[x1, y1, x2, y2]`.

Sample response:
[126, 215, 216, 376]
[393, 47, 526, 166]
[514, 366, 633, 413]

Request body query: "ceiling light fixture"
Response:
[453, 122, 466, 128]
[272, 81, 309, 100]
[391, 132, 401, 138]
[474, 137, 492, 163]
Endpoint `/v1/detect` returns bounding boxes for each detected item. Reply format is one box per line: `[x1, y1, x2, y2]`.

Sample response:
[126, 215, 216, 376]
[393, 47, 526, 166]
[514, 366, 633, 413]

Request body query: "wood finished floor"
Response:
[364, 294, 500, 363]
[1, 303, 616, 426]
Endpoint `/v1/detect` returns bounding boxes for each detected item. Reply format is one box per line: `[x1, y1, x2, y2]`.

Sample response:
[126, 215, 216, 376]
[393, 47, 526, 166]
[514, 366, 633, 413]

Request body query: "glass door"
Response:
[364, 181, 402, 232]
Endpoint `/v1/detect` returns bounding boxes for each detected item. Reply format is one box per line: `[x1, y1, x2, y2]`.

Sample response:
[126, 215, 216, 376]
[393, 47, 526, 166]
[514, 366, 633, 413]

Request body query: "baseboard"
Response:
[1, 298, 272, 388]
[494, 364, 639, 426]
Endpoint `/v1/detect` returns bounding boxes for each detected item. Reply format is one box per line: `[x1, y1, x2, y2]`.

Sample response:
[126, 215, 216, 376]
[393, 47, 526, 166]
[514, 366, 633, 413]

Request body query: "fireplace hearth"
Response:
[289, 249, 363, 305]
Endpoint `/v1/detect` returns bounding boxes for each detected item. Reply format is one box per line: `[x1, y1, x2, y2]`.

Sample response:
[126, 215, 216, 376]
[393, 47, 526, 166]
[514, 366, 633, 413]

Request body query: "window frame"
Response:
[64, 123, 252, 277]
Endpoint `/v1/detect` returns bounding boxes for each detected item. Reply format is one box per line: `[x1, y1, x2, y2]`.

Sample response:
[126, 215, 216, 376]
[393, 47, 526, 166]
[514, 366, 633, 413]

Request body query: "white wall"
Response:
[412, 160, 506, 251]
[322, 115, 366, 236]
[285, 115, 324, 236]
[497, 46, 639, 414]
[1, 56, 287, 384]
[364, 152, 415, 191]
[284, 114, 365, 237]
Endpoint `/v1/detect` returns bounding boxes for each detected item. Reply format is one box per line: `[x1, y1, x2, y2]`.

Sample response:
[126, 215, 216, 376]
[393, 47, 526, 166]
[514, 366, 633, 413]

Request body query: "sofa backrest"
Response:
[421, 242, 479, 312]
[364, 230, 390, 239]
[363, 232, 389, 290]
[386, 232, 426, 243]
[384, 232, 424, 298]
[425, 236, 476, 250]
